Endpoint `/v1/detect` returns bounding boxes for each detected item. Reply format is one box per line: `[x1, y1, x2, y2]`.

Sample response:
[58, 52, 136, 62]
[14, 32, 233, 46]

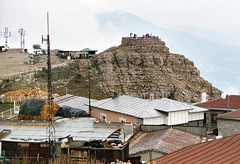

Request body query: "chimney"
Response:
[112, 92, 118, 99]
[201, 92, 207, 102]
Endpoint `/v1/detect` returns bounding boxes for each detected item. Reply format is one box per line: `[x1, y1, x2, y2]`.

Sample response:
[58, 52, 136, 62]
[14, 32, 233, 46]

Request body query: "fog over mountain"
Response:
[1, 0, 240, 94]
[96, 11, 240, 94]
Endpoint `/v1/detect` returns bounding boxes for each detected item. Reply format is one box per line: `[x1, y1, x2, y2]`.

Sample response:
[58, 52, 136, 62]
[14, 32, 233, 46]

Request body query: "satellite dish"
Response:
[221, 93, 227, 99]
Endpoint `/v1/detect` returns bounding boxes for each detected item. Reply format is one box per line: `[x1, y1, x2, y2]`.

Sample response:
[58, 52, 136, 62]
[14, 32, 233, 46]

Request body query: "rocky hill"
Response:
[94, 37, 221, 102]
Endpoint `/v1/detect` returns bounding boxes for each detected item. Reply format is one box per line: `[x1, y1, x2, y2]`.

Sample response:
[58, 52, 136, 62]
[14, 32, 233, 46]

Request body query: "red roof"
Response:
[150, 133, 240, 164]
[216, 110, 240, 121]
[196, 95, 240, 110]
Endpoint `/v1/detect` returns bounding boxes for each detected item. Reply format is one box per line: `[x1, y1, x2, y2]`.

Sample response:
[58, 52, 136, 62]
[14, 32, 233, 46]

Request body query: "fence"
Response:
[0, 106, 19, 120]
[1, 95, 29, 104]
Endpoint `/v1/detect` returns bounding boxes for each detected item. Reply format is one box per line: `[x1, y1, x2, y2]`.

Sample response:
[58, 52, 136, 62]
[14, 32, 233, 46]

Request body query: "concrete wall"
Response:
[91, 107, 142, 124]
[141, 124, 207, 137]
[174, 126, 207, 137]
[217, 119, 240, 137]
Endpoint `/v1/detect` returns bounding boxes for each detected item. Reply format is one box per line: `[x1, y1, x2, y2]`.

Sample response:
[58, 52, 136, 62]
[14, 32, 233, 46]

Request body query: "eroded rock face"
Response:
[95, 37, 221, 102]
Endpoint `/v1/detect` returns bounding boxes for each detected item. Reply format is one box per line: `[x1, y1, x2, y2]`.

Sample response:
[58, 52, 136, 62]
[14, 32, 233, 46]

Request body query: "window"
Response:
[119, 117, 126, 123]
[100, 113, 107, 122]
[211, 113, 218, 125]
[203, 113, 206, 125]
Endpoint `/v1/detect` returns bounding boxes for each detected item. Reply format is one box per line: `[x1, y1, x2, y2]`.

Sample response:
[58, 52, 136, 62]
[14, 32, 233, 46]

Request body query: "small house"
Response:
[216, 110, 240, 137]
[90, 95, 207, 126]
[195, 95, 240, 131]
[129, 128, 206, 162]
[80, 48, 97, 58]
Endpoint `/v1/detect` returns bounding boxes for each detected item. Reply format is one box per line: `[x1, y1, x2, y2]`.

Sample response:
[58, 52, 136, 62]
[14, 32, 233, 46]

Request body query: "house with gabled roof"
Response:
[90, 95, 207, 126]
[216, 110, 240, 137]
[150, 133, 240, 164]
[80, 48, 97, 58]
[129, 127, 206, 162]
[195, 95, 240, 131]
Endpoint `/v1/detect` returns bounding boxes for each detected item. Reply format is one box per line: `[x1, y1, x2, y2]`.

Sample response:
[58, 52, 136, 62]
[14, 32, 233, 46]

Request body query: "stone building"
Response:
[195, 95, 240, 132]
[216, 110, 240, 137]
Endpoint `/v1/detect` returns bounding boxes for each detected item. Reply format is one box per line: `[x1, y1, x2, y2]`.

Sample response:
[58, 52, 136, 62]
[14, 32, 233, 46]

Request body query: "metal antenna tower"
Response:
[42, 12, 56, 160]
[1, 27, 11, 47]
[18, 28, 25, 52]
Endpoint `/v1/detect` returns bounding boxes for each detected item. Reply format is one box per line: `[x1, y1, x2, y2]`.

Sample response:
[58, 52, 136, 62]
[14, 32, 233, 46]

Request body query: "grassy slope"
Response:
[33, 61, 110, 100]
[0, 103, 14, 112]
[0, 58, 110, 100]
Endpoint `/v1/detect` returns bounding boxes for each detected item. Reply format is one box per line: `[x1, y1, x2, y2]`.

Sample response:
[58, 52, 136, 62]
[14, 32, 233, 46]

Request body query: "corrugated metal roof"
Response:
[153, 99, 193, 112]
[54, 94, 96, 114]
[91, 96, 205, 118]
[0, 118, 118, 143]
[129, 128, 205, 155]
[150, 133, 240, 164]
[188, 104, 208, 113]
[90, 95, 164, 118]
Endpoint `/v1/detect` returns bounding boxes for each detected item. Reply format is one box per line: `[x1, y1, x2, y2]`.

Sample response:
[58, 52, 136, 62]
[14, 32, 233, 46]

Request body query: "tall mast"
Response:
[42, 12, 55, 160]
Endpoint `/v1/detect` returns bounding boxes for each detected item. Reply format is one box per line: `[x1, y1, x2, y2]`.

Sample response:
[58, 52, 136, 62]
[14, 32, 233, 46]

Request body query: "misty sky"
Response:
[1, 0, 240, 50]
[1, 0, 240, 94]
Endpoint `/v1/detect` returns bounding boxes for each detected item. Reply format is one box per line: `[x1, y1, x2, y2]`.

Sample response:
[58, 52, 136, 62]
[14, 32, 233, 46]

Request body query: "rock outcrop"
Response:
[94, 37, 221, 102]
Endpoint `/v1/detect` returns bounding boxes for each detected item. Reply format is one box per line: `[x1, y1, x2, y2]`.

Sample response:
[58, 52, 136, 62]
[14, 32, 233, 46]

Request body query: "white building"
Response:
[90, 95, 208, 126]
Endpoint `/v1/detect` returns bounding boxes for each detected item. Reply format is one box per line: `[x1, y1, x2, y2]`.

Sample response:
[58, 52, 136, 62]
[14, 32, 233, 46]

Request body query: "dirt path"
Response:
[0, 49, 70, 79]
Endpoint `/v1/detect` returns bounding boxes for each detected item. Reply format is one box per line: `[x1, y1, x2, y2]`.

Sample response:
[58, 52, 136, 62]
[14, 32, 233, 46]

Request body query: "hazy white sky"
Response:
[1, 0, 240, 51]
[1, 0, 240, 93]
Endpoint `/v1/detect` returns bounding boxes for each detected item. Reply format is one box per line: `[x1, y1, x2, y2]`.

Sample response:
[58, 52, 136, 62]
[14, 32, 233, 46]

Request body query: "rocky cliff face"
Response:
[94, 37, 221, 102]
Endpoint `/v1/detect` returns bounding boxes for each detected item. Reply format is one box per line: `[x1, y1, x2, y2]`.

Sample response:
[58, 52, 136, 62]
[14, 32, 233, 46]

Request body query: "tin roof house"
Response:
[129, 128, 206, 162]
[0, 118, 131, 163]
[90, 95, 207, 126]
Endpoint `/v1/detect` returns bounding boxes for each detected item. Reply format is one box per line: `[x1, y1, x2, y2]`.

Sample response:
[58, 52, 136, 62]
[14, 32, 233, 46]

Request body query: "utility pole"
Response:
[18, 28, 26, 52]
[42, 12, 55, 160]
[88, 59, 91, 115]
[1, 27, 11, 47]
